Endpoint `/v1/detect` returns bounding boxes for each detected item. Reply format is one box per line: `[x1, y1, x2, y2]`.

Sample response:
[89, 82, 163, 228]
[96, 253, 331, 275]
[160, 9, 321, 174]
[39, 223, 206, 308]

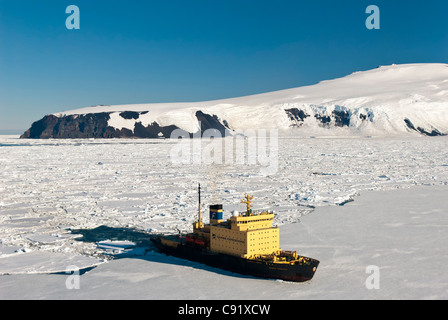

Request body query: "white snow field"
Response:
[54, 63, 448, 136]
[1, 134, 448, 299]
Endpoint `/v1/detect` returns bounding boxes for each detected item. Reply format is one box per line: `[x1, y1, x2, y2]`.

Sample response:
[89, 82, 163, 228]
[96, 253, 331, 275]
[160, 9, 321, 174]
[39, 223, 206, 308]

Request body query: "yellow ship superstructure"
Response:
[208, 196, 280, 259]
[191, 189, 300, 263]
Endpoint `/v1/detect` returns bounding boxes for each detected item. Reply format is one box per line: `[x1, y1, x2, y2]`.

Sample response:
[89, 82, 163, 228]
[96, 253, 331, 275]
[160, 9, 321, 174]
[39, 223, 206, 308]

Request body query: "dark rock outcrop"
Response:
[195, 111, 230, 136]
[20, 111, 230, 139]
[285, 108, 310, 124]
[285, 107, 351, 128]
[20, 113, 119, 139]
[333, 109, 351, 127]
[404, 118, 446, 136]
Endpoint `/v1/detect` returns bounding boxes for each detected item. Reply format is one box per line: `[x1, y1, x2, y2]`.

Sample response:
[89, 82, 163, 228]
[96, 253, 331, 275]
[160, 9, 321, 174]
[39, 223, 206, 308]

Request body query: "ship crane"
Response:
[241, 194, 254, 216]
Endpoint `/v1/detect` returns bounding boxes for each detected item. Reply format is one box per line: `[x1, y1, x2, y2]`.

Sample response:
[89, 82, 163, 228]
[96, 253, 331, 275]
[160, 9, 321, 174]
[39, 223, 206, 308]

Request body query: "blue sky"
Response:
[1, 0, 448, 131]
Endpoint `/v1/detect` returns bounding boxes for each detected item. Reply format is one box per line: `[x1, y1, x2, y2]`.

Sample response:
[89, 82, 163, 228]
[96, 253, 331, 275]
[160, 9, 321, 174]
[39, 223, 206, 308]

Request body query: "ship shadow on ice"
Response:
[70, 225, 155, 248]
[70, 225, 258, 280]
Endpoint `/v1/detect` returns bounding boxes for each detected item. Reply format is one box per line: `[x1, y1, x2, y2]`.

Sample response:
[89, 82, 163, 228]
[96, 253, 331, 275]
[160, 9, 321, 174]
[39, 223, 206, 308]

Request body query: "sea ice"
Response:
[0, 134, 447, 299]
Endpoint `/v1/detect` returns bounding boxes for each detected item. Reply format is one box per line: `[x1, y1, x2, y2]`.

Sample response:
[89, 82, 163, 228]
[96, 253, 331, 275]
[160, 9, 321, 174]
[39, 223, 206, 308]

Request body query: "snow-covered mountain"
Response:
[21, 63, 448, 138]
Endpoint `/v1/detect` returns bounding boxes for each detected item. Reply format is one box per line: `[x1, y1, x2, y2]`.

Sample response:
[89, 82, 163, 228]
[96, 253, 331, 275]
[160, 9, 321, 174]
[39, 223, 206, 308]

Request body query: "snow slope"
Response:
[54, 63, 448, 136]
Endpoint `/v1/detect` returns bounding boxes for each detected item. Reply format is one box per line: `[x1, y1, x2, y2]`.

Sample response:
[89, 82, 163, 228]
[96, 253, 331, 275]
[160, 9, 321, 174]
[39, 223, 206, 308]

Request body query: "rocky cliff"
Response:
[21, 111, 229, 139]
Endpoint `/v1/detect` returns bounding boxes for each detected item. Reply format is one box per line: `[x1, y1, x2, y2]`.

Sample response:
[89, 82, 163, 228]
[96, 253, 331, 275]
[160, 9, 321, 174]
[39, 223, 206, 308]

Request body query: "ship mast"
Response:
[241, 194, 254, 216]
[197, 183, 202, 228]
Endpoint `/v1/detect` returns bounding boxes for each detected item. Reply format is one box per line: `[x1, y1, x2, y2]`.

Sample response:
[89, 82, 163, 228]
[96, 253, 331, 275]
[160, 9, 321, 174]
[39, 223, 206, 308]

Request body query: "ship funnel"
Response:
[209, 204, 223, 224]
